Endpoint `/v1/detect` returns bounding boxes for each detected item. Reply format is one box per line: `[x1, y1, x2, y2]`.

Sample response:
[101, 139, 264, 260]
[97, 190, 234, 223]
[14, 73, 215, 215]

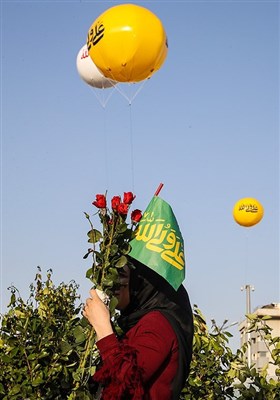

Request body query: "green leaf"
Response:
[14, 309, 26, 318]
[60, 341, 73, 355]
[261, 315, 272, 320]
[72, 369, 82, 382]
[116, 223, 128, 233]
[120, 242, 131, 255]
[110, 244, 119, 256]
[73, 326, 86, 345]
[109, 296, 119, 313]
[108, 267, 118, 281]
[9, 347, 19, 358]
[8, 293, 16, 306]
[115, 255, 127, 268]
[86, 267, 93, 279]
[0, 383, 5, 395]
[32, 373, 45, 387]
[87, 229, 102, 243]
[246, 313, 257, 320]
[2, 354, 12, 363]
[9, 384, 21, 395]
[27, 353, 37, 360]
[80, 316, 90, 327]
[102, 278, 114, 288]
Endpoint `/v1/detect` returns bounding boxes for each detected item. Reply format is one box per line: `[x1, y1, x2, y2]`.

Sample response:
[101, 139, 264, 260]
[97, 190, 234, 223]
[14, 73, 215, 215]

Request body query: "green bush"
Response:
[182, 307, 280, 399]
[0, 268, 94, 399]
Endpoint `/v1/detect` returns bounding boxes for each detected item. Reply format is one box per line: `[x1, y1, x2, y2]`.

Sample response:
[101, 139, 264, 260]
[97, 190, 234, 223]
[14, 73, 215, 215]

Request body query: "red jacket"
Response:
[95, 310, 179, 400]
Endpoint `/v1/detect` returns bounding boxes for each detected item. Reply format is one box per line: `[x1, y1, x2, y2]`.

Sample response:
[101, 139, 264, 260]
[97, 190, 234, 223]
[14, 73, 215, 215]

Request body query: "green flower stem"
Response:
[74, 327, 96, 390]
[100, 212, 118, 286]
[85, 213, 97, 278]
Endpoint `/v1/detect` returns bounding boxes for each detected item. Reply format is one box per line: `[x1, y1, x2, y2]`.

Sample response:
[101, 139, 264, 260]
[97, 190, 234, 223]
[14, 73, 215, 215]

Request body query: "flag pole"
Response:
[154, 183, 164, 196]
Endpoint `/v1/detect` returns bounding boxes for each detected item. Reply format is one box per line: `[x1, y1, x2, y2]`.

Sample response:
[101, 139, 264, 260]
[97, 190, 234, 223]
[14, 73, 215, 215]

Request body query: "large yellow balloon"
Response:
[87, 4, 168, 83]
[233, 198, 264, 227]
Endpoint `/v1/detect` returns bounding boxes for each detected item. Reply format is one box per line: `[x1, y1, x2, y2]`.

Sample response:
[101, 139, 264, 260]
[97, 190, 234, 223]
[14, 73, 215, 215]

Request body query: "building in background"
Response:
[239, 303, 280, 379]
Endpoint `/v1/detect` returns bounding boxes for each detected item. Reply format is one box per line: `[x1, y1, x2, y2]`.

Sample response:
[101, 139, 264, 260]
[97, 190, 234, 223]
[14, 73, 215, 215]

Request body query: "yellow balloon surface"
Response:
[87, 4, 168, 83]
[233, 198, 264, 227]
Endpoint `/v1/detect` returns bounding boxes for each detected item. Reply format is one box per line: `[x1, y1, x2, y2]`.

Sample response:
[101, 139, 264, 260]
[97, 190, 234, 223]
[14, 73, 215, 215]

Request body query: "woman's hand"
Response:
[83, 289, 114, 341]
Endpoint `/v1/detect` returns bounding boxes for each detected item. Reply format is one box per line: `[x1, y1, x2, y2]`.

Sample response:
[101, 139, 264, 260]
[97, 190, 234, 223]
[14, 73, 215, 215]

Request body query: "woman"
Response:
[83, 259, 194, 400]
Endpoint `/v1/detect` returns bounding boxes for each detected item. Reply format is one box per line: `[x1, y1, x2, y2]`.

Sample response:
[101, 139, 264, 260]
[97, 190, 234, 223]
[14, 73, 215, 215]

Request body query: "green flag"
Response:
[129, 196, 185, 290]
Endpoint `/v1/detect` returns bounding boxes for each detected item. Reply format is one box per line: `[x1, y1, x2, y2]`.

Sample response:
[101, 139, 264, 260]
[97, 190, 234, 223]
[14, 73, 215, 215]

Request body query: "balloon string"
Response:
[103, 106, 110, 189]
[129, 104, 135, 192]
[113, 84, 132, 103]
[90, 86, 116, 108]
[102, 85, 116, 107]
[102, 70, 132, 103]
[129, 80, 147, 104]
[113, 81, 147, 105]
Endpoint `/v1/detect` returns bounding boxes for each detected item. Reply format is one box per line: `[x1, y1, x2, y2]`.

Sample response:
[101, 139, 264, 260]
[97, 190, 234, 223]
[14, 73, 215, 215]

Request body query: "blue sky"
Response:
[1, 0, 279, 349]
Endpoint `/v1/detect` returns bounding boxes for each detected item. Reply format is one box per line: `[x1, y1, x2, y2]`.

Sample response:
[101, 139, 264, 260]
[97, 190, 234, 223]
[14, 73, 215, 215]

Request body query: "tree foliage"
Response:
[0, 270, 279, 399]
[181, 306, 280, 399]
[0, 269, 95, 399]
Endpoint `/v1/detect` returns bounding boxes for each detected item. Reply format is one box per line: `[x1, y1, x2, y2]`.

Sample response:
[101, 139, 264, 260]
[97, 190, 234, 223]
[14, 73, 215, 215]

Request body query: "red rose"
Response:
[92, 194, 106, 209]
[117, 203, 129, 215]
[123, 192, 135, 205]
[111, 196, 121, 211]
[131, 209, 142, 223]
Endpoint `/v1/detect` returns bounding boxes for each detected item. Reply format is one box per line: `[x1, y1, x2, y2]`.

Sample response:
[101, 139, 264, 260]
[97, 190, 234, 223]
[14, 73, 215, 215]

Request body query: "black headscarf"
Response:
[117, 258, 194, 399]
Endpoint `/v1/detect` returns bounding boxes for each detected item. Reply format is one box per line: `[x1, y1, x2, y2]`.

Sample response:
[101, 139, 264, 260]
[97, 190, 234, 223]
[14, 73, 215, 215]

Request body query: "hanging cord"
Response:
[103, 106, 110, 190]
[90, 83, 116, 108]
[113, 80, 147, 105]
[129, 104, 135, 192]
[89, 82, 116, 189]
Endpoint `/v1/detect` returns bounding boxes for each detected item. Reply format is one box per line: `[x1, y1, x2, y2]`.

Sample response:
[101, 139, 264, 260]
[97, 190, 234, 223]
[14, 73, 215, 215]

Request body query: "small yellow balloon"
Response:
[87, 4, 168, 83]
[233, 198, 264, 227]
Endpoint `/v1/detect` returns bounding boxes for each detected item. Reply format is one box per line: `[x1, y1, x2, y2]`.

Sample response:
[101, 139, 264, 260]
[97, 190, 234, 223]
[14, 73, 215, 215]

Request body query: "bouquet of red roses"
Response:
[84, 191, 142, 312]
